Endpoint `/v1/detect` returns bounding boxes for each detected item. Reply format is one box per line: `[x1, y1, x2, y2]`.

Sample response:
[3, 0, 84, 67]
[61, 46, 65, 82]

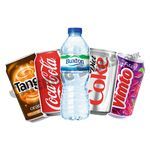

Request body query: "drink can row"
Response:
[6, 49, 144, 119]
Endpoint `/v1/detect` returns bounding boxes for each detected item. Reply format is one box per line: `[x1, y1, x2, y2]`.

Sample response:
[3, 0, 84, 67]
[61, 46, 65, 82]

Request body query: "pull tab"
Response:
[125, 52, 140, 60]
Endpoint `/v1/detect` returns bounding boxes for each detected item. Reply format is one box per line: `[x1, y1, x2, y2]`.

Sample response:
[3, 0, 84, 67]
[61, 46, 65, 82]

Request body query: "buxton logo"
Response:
[66, 58, 84, 66]
[61, 55, 89, 67]
[113, 68, 133, 109]
[40, 57, 60, 110]
[89, 57, 109, 105]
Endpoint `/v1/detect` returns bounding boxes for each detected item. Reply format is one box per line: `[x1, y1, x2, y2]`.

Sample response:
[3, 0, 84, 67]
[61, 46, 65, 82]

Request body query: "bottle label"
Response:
[61, 54, 89, 71]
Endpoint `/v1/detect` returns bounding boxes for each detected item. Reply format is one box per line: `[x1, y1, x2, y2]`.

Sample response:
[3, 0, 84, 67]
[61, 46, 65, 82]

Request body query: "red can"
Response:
[35, 50, 62, 115]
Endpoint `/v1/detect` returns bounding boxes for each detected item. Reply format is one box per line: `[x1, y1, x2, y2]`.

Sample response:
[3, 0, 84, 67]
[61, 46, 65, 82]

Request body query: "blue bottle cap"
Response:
[68, 28, 82, 34]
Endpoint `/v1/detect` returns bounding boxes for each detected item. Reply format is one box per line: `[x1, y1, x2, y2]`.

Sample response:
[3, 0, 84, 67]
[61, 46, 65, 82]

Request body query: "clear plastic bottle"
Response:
[60, 28, 90, 120]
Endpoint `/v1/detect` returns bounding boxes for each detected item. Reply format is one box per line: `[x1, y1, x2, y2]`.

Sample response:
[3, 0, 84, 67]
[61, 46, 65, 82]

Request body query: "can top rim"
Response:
[90, 48, 116, 54]
[118, 53, 144, 63]
[36, 49, 58, 55]
[6, 53, 35, 66]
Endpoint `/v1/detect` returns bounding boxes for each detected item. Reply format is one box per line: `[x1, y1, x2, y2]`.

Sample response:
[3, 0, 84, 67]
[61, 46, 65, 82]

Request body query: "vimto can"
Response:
[88, 48, 117, 114]
[111, 53, 145, 117]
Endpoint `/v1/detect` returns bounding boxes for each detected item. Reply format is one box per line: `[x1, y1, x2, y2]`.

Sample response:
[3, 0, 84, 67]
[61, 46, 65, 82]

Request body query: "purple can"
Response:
[111, 53, 145, 117]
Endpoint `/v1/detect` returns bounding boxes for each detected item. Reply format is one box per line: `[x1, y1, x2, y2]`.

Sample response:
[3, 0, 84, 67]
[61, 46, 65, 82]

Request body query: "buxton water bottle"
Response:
[60, 28, 90, 120]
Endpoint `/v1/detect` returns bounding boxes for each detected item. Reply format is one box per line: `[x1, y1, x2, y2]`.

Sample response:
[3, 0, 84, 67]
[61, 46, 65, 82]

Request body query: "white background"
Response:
[0, 0, 149, 150]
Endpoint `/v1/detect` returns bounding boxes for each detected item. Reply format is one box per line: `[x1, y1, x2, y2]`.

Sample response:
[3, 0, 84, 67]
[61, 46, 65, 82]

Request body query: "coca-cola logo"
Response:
[40, 57, 60, 110]
[89, 56, 109, 105]
[113, 68, 133, 109]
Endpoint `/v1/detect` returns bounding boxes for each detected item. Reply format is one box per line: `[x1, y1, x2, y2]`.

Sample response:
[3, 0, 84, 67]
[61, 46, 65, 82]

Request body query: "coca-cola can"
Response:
[35, 50, 62, 115]
[88, 48, 117, 114]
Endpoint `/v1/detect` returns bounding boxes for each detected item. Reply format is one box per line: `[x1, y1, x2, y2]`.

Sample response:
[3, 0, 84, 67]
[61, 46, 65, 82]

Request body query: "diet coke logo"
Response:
[89, 57, 109, 105]
[113, 68, 133, 109]
[40, 57, 60, 110]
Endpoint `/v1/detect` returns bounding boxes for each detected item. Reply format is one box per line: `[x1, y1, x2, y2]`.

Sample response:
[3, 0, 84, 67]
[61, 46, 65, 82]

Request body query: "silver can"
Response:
[88, 48, 117, 114]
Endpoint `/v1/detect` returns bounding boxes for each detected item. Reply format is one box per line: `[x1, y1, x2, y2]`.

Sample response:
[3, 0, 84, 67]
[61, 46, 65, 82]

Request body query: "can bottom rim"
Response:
[90, 111, 109, 115]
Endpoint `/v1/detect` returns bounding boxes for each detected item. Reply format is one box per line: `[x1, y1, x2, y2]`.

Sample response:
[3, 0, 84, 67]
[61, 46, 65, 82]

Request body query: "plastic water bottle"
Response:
[60, 28, 90, 120]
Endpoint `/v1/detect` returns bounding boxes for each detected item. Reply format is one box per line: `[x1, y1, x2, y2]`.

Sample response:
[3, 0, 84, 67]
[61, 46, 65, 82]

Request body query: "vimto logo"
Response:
[113, 68, 133, 109]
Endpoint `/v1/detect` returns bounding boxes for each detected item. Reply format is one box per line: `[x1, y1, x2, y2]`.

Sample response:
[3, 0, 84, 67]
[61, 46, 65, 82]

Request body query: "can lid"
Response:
[118, 52, 144, 63]
[125, 52, 140, 60]
[90, 48, 116, 54]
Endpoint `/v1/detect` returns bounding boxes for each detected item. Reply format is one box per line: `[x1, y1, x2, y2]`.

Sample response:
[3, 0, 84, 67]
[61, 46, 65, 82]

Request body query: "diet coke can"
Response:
[35, 50, 62, 115]
[88, 48, 117, 114]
